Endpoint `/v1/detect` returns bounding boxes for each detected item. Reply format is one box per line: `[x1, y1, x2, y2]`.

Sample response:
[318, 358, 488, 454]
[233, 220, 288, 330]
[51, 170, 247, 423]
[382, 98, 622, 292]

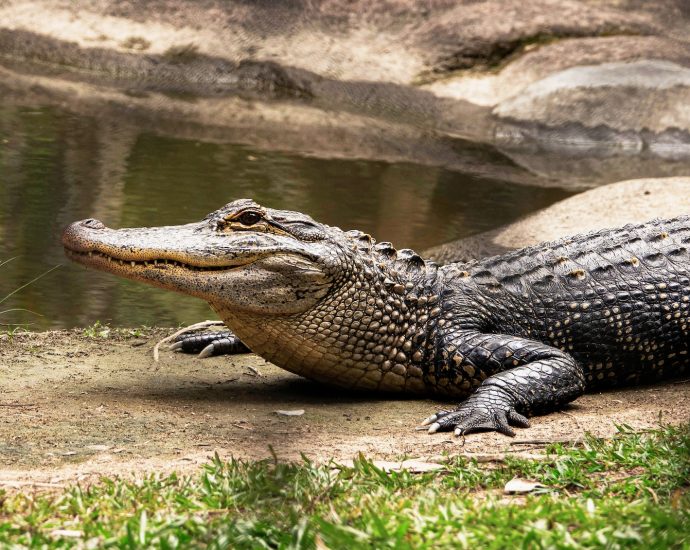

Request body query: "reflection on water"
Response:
[0, 104, 573, 329]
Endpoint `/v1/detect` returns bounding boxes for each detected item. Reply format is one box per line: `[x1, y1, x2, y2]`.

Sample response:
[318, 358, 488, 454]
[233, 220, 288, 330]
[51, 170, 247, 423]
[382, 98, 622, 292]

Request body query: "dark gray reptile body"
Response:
[376, 215, 689, 433]
[437, 216, 690, 389]
[62, 203, 690, 435]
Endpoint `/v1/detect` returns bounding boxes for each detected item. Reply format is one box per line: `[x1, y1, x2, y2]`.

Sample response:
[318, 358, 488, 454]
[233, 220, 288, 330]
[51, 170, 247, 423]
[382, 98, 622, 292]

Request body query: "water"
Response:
[0, 103, 573, 329]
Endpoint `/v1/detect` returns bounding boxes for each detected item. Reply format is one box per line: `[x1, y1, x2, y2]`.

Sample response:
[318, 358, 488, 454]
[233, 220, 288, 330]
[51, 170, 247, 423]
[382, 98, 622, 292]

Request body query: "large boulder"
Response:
[424, 35, 690, 106]
[493, 60, 690, 158]
[425, 177, 690, 264]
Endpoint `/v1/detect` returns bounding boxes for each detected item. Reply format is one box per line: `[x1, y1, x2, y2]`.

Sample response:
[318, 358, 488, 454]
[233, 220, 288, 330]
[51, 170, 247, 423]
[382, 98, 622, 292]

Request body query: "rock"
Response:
[425, 35, 690, 107]
[425, 177, 690, 264]
[416, 0, 660, 74]
[0, 0, 689, 165]
[423, 234, 513, 266]
[493, 60, 690, 156]
[2, 0, 678, 85]
[274, 409, 305, 417]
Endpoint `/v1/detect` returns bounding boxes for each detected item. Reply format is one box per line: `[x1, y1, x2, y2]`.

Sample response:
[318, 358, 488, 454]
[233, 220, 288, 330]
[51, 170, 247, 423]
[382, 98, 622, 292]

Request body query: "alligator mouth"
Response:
[63, 247, 247, 272]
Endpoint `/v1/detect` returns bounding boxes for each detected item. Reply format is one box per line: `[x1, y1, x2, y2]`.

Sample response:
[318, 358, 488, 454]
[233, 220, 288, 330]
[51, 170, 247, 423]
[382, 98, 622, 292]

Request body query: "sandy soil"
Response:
[1, 329, 688, 485]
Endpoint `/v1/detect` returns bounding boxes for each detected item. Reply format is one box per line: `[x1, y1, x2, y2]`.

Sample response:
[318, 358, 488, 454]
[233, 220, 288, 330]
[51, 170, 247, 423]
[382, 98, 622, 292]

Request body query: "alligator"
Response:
[61, 199, 690, 436]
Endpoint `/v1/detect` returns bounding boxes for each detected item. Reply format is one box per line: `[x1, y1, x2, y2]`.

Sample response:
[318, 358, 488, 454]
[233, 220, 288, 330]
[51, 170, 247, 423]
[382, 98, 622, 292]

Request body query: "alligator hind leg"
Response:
[421, 331, 586, 436]
[170, 331, 251, 358]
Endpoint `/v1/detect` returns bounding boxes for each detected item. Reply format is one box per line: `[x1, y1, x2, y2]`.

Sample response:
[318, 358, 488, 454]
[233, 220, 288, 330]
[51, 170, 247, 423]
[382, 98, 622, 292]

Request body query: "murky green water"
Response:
[0, 103, 573, 329]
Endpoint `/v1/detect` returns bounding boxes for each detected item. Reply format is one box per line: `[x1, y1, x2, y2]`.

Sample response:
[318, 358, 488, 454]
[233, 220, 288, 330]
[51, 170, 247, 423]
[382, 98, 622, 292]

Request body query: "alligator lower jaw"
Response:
[63, 247, 243, 273]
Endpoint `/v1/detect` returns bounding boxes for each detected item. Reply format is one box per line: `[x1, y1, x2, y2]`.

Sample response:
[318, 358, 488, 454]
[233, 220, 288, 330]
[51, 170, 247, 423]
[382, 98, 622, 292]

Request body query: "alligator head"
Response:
[62, 199, 439, 392]
[62, 199, 342, 314]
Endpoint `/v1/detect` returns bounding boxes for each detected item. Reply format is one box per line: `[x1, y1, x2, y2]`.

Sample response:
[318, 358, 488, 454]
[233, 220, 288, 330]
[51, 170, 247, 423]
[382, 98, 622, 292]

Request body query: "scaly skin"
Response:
[62, 199, 690, 436]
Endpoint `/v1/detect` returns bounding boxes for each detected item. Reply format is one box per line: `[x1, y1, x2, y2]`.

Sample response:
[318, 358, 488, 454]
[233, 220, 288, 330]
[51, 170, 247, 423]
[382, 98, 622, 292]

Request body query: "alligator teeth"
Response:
[88, 252, 93, 257]
[131, 261, 136, 267]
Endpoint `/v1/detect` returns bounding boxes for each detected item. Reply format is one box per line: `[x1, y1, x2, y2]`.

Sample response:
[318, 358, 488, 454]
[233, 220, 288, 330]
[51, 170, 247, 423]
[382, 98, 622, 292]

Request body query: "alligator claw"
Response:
[420, 414, 438, 427]
[420, 409, 453, 427]
[171, 330, 251, 357]
[427, 422, 441, 434]
[199, 344, 215, 358]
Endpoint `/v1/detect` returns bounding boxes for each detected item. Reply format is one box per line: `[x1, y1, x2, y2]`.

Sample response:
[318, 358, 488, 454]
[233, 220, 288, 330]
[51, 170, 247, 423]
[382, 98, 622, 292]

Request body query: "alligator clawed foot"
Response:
[420, 405, 530, 437]
[169, 339, 218, 358]
[170, 331, 251, 357]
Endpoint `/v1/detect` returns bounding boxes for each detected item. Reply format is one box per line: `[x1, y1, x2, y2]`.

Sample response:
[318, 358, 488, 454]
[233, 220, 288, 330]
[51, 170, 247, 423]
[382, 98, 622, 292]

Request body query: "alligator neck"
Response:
[212, 251, 446, 393]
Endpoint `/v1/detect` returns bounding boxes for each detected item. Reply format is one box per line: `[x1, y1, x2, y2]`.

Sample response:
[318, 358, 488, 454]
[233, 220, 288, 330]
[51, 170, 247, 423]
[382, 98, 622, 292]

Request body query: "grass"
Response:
[82, 320, 112, 339]
[82, 321, 153, 340]
[1, 424, 688, 548]
[0, 259, 60, 331]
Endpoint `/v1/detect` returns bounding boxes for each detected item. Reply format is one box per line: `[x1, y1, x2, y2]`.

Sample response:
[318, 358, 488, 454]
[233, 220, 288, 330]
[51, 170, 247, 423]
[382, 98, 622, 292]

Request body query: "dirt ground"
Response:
[1, 329, 688, 486]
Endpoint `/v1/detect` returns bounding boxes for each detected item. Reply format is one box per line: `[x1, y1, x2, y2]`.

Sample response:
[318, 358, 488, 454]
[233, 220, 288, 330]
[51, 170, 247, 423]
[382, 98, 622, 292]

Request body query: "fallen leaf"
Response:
[504, 477, 547, 494]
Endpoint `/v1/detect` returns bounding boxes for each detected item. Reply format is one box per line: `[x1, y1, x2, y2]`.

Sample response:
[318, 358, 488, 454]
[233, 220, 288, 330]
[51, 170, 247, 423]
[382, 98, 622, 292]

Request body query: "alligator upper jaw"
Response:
[61, 218, 264, 277]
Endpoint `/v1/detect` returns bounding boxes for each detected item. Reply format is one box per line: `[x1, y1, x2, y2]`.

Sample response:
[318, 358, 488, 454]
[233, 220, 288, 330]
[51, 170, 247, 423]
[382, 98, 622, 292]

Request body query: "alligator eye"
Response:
[236, 211, 262, 226]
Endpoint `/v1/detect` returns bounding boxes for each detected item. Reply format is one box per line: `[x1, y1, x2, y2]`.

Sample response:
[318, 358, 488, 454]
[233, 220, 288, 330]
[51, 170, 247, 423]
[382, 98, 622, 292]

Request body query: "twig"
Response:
[153, 320, 225, 361]
[0, 403, 36, 408]
[231, 423, 253, 431]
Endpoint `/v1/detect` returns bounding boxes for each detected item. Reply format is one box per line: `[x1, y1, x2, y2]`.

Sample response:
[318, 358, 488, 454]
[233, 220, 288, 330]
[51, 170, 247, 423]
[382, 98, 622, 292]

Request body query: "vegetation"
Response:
[1, 424, 688, 548]
[0, 259, 60, 331]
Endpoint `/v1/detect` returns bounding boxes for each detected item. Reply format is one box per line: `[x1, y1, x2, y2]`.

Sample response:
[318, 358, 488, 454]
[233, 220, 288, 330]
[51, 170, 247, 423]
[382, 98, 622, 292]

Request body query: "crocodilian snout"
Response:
[61, 218, 106, 252]
[61, 217, 214, 263]
[61, 216, 320, 268]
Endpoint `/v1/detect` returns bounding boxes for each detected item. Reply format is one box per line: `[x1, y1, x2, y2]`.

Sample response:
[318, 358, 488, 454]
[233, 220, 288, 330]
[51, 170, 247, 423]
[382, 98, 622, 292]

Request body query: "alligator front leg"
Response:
[422, 332, 586, 436]
[170, 331, 251, 358]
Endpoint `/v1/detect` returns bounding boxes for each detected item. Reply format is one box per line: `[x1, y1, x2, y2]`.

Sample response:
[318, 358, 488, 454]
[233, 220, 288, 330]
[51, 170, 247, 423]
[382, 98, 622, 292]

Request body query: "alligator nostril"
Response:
[82, 218, 105, 229]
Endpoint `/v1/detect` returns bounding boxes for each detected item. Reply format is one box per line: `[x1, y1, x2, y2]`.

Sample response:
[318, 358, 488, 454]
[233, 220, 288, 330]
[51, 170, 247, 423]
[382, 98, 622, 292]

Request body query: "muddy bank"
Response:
[1, 330, 688, 483]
